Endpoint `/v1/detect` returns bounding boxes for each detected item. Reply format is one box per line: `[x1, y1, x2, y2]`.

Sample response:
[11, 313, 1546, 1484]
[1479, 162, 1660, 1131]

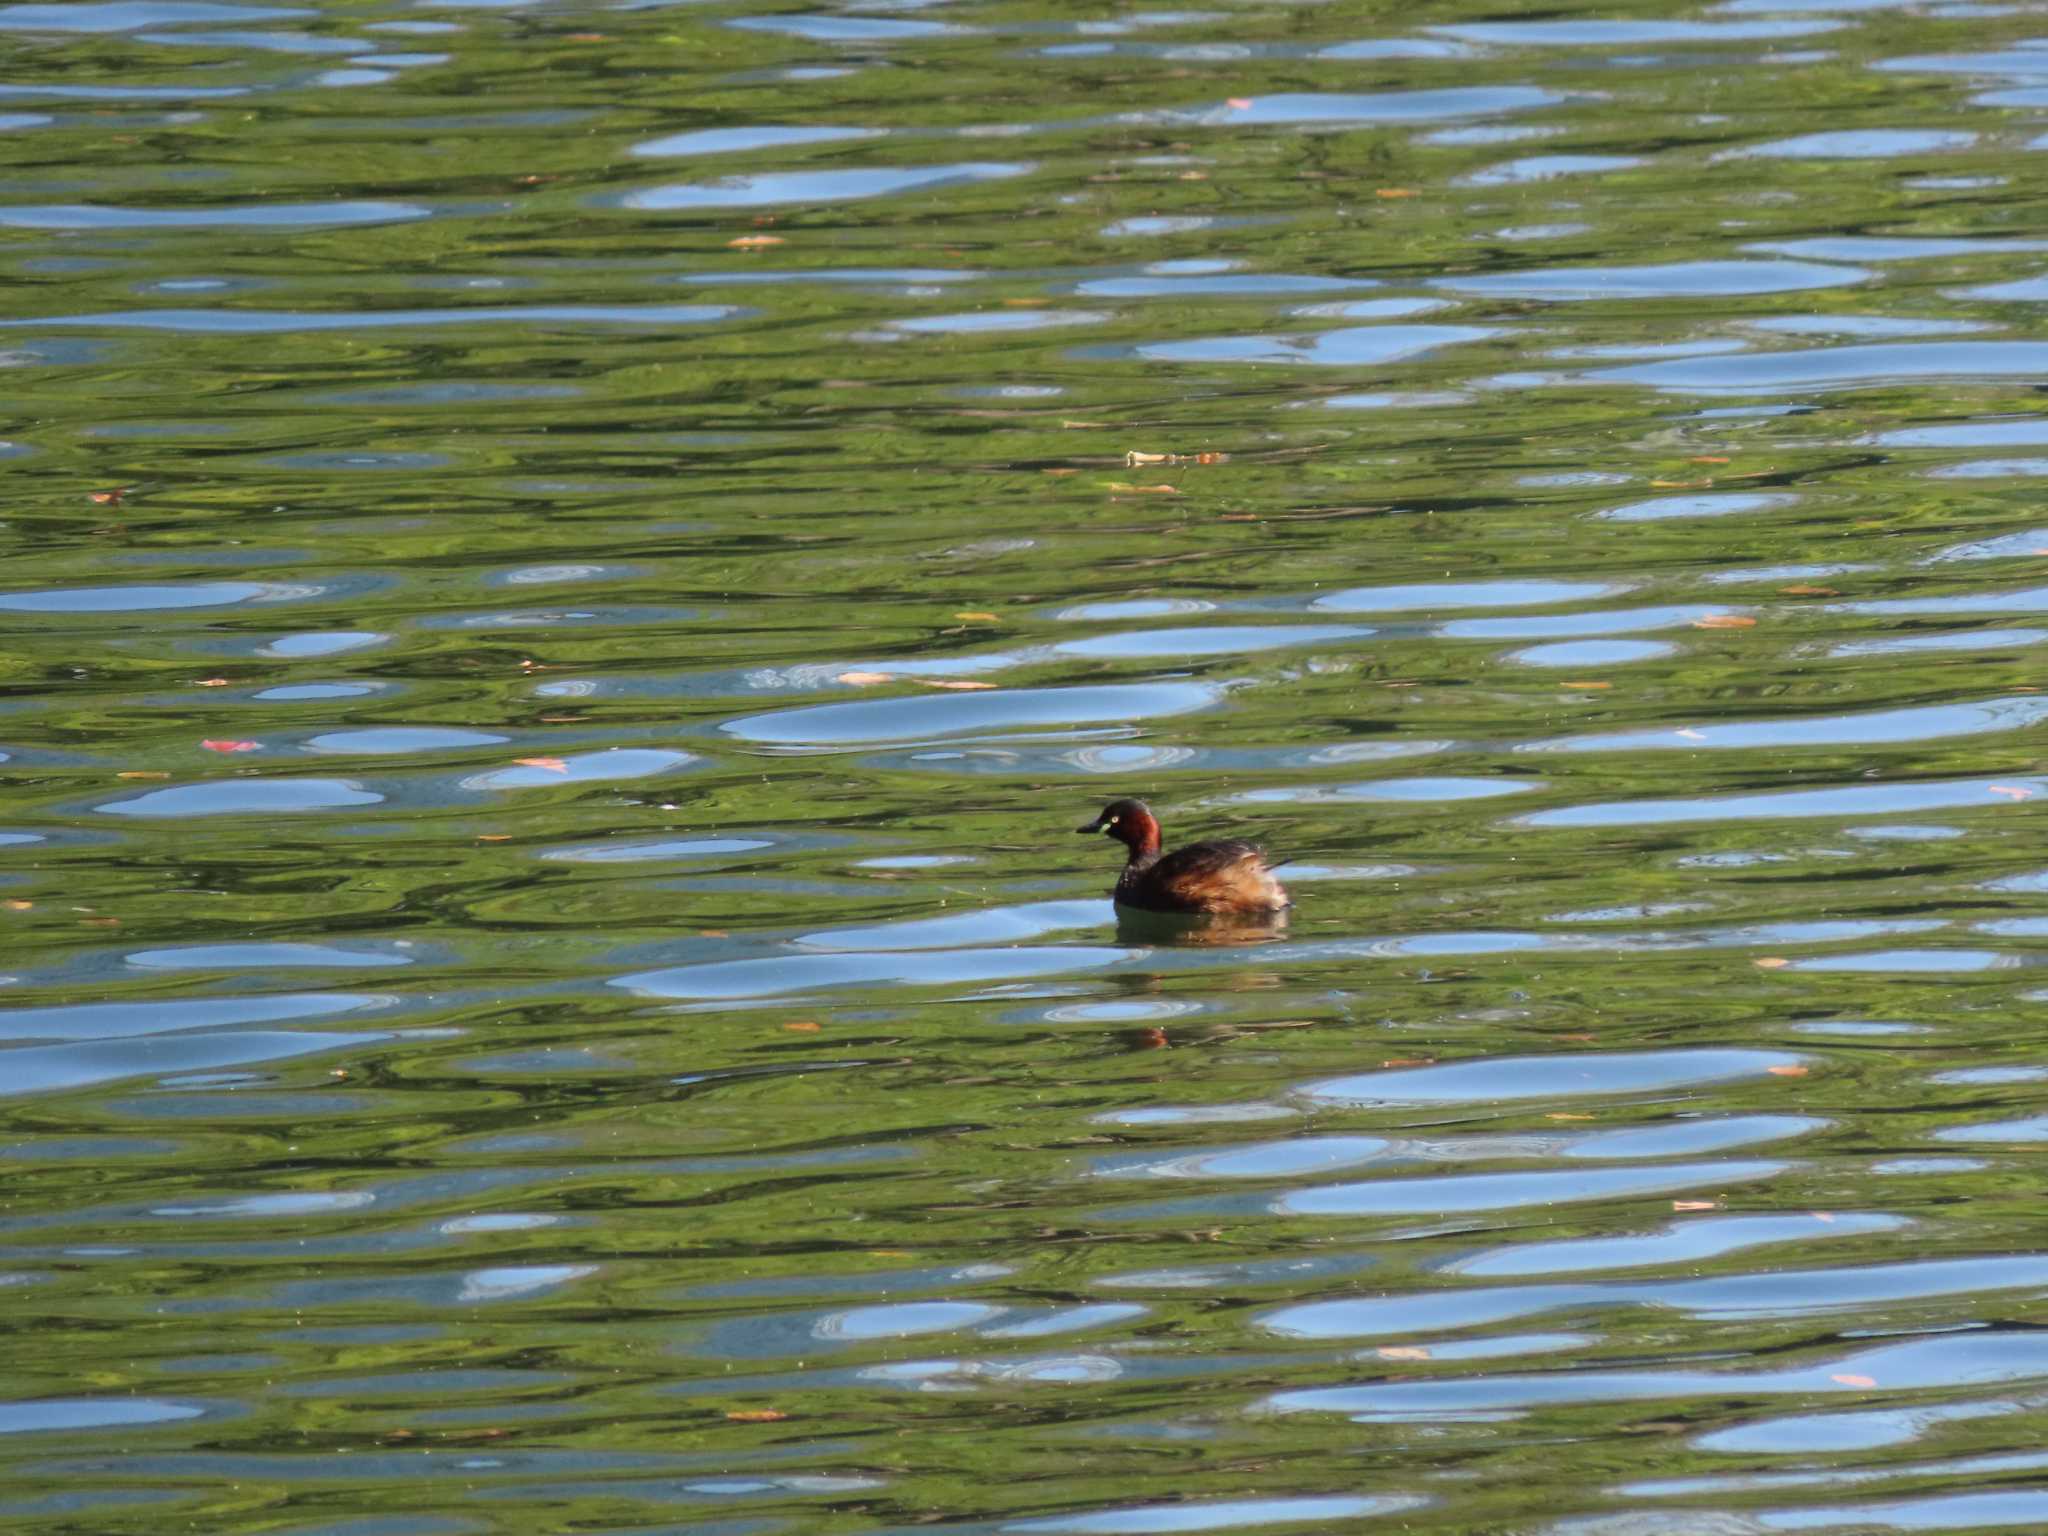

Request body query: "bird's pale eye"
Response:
[1107, 815, 1119, 825]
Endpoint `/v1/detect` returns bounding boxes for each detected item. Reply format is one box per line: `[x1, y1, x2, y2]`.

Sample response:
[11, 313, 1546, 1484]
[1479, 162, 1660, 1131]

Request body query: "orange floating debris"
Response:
[837, 671, 893, 686]
[1673, 1200, 1720, 1211]
[201, 739, 260, 753]
[1989, 785, 2034, 801]
[1692, 613, 1757, 629]
[512, 757, 570, 774]
[725, 1410, 789, 1422]
[1767, 1064, 1810, 1077]
[1377, 1345, 1431, 1360]
[1755, 957, 1790, 969]
[728, 235, 784, 249]
[1830, 1373, 1877, 1389]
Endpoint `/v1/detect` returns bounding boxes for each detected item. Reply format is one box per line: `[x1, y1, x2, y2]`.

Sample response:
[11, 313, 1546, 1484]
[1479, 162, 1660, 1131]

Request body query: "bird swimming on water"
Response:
[1076, 798, 1290, 916]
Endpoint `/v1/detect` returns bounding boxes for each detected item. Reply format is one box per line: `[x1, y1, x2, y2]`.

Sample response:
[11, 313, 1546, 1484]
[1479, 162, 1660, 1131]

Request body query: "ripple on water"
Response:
[1269, 1159, 1788, 1218]
[98, 778, 382, 817]
[1595, 491, 1797, 522]
[460, 749, 695, 790]
[725, 13, 960, 40]
[1262, 1254, 2048, 1340]
[1133, 322, 1493, 367]
[1004, 1494, 1429, 1532]
[628, 124, 879, 158]
[621, 162, 1031, 210]
[1302, 1049, 1805, 1105]
[306, 727, 508, 754]
[613, 945, 1127, 1001]
[1053, 623, 1370, 659]
[1448, 1212, 1905, 1278]
[1431, 18, 1841, 43]
[721, 681, 1219, 745]
[1438, 259, 1865, 301]
[1510, 639, 1674, 667]
[0, 580, 280, 613]
[5, 304, 742, 333]
[0, 200, 428, 229]
[126, 942, 412, 969]
[1519, 775, 2047, 828]
[0, 1028, 392, 1098]
[0, 1, 303, 30]
[1732, 128, 1978, 158]
[1175, 86, 1562, 126]
[1526, 695, 2048, 753]
[1461, 154, 1643, 185]
[0, 1398, 205, 1432]
[1312, 578, 1623, 613]
[1595, 340, 2048, 392]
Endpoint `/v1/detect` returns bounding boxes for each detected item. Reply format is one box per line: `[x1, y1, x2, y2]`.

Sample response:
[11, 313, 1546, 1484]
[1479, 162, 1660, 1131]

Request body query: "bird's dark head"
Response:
[1077, 798, 1161, 854]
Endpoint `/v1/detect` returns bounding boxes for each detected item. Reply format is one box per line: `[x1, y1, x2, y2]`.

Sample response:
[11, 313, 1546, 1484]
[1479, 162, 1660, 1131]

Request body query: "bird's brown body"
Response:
[1077, 799, 1290, 916]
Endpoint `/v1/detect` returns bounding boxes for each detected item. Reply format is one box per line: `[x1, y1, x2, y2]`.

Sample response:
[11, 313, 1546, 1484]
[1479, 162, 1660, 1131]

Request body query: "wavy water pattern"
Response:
[3, 0, 2048, 1533]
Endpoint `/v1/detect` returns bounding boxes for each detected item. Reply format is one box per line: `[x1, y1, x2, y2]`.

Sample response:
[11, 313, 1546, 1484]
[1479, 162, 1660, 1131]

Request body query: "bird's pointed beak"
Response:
[1076, 817, 1105, 834]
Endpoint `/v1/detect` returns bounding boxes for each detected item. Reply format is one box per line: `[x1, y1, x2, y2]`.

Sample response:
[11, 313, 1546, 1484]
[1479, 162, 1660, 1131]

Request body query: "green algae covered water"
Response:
[6, 0, 2048, 1530]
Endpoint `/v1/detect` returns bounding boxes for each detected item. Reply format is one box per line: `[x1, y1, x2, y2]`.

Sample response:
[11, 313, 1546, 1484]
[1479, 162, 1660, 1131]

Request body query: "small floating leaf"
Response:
[1377, 1345, 1431, 1360]
[1767, 1064, 1809, 1077]
[1830, 1373, 1877, 1389]
[1755, 957, 1790, 969]
[201, 739, 260, 753]
[512, 757, 570, 774]
[837, 671, 894, 686]
[1673, 1200, 1720, 1211]
[1989, 784, 2034, 801]
[1692, 613, 1757, 629]
[725, 1409, 789, 1422]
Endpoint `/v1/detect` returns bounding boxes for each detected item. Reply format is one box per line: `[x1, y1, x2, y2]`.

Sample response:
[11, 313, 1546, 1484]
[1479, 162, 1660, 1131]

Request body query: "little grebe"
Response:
[1077, 798, 1289, 915]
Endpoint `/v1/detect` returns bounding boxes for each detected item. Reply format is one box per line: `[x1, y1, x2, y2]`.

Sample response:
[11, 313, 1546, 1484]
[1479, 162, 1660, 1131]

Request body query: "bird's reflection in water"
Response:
[1114, 904, 1291, 949]
[1102, 907, 1294, 1052]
